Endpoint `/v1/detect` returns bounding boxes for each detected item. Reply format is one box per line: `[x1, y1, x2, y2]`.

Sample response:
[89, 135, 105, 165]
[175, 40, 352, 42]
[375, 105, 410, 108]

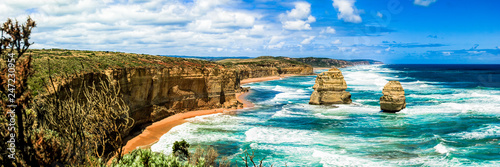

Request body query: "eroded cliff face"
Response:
[52, 64, 312, 130]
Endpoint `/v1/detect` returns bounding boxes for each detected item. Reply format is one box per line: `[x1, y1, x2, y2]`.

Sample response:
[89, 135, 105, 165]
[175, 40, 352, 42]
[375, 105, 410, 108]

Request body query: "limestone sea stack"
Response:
[380, 81, 406, 112]
[309, 68, 352, 105]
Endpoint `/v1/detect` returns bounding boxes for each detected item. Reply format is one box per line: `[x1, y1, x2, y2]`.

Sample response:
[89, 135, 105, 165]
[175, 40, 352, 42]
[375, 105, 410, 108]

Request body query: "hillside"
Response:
[292, 57, 383, 68]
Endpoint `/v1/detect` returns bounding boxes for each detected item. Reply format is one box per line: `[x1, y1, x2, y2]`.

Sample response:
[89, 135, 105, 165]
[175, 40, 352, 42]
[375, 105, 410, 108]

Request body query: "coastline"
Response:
[121, 74, 299, 154]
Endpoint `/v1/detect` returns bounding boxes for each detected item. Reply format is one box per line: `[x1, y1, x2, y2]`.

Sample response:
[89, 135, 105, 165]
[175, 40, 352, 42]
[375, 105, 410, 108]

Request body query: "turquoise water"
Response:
[152, 65, 500, 166]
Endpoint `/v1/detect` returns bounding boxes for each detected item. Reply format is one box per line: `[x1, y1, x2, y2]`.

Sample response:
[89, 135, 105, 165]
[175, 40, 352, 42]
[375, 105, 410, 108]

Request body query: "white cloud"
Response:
[376, 12, 383, 18]
[301, 36, 315, 45]
[332, 0, 362, 23]
[321, 26, 336, 34]
[385, 47, 391, 51]
[280, 2, 316, 30]
[414, 0, 437, 7]
[267, 42, 285, 49]
[331, 39, 341, 44]
[442, 51, 451, 56]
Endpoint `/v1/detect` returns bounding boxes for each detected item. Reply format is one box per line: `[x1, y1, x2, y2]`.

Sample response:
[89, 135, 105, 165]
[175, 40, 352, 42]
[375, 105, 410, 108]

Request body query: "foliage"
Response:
[173, 140, 190, 161]
[0, 16, 38, 166]
[35, 76, 134, 164]
[189, 145, 230, 167]
[110, 149, 197, 167]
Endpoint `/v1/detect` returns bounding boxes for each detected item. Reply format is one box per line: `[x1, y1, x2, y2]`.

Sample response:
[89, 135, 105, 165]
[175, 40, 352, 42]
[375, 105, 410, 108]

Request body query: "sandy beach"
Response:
[121, 75, 293, 154]
[312, 67, 331, 70]
[240, 74, 303, 85]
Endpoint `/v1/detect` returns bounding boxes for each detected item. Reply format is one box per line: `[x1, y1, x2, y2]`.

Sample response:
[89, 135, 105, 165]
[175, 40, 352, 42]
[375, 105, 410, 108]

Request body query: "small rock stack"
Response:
[380, 81, 406, 112]
[309, 68, 352, 105]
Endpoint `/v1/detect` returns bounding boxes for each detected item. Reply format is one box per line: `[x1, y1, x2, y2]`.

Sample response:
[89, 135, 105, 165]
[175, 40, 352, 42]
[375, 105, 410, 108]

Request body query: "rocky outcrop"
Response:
[380, 81, 406, 112]
[309, 68, 352, 105]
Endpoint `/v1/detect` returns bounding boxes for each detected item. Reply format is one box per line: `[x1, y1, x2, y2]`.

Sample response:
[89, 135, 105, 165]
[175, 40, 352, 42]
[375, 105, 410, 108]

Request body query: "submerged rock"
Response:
[309, 68, 352, 105]
[380, 81, 406, 112]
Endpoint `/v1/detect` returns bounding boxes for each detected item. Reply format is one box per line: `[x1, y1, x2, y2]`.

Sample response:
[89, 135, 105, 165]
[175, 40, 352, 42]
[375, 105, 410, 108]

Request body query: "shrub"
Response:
[111, 149, 196, 167]
[173, 140, 190, 160]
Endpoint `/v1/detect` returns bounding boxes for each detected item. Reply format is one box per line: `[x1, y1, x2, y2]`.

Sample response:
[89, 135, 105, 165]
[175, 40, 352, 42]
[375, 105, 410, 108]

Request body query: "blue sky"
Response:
[1, 0, 499, 64]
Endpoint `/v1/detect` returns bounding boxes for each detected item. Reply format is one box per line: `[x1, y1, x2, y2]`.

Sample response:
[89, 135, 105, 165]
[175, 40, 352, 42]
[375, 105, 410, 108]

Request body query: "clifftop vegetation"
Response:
[217, 55, 308, 67]
[292, 57, 382, 68]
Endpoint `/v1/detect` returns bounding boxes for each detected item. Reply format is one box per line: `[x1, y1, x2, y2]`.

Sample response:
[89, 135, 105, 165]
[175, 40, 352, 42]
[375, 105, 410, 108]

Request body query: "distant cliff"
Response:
[217, 56, 313, 80]
[292, 57, 383, 68]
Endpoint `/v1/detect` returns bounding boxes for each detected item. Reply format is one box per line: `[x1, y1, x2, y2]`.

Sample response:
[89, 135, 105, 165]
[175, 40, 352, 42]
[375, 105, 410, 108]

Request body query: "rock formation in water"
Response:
[309, 68, 352, 105]
[380, 81, 406, 112]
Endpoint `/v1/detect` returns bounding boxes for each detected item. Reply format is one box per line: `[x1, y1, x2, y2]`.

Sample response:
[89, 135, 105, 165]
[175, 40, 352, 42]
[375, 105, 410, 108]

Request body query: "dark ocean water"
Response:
[152, 64, 500, 166]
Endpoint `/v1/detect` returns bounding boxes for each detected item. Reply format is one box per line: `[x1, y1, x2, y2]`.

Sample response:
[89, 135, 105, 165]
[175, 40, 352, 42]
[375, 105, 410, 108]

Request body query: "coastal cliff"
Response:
[31, 49, 313, 132]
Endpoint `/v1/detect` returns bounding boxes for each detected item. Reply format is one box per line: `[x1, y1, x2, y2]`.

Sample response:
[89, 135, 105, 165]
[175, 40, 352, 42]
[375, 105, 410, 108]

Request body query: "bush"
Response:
[111, 149, 197, 167]
[173, 140, 190, 160]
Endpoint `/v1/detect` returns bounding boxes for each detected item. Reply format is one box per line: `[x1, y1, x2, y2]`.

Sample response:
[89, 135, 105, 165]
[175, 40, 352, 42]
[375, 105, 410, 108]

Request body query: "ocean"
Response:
[151, 64, 500, 166]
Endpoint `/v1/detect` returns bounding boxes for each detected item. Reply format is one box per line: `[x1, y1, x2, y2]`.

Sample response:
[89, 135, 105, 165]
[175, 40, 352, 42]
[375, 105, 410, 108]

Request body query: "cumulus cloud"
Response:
[267, 42, 285, 49]
[414, 0, 437, 7]
[376, 12, 383, 18]
[320, 27, 336, 34]
[301, 36, 315, 45]
[280, 2, 316, 30]
[332, 0, 362, 23]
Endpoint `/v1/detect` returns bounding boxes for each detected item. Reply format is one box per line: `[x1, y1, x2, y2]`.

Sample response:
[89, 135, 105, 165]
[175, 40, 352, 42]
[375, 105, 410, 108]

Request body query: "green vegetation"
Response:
[111, 149, 196, 167]
[173, 140, 191, 160]
[292, 57, 351, 68]
[111, 140, 280, 167]
[217, 56, 308, 67]
[292, 57, 383, 68]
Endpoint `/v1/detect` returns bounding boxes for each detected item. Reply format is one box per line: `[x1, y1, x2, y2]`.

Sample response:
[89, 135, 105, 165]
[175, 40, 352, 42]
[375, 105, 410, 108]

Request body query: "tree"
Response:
[173, 140, 190, 160]
[0, 16, 37, 166]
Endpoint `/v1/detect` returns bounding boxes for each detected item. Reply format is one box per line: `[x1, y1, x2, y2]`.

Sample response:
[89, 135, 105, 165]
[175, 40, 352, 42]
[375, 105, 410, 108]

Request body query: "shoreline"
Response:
[121, 74, 298, 154]
[240, 74, 306, 85]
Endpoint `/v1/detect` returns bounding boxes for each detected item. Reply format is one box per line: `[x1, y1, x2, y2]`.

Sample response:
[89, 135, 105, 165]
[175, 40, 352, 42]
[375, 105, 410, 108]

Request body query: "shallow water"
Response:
[152, 64, 500, 166]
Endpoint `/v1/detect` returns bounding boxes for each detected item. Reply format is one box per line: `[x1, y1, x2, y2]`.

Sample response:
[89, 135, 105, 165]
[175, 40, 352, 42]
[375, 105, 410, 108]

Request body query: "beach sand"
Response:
[240, 74, 301, 85]
[121, 75, 300, 154]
